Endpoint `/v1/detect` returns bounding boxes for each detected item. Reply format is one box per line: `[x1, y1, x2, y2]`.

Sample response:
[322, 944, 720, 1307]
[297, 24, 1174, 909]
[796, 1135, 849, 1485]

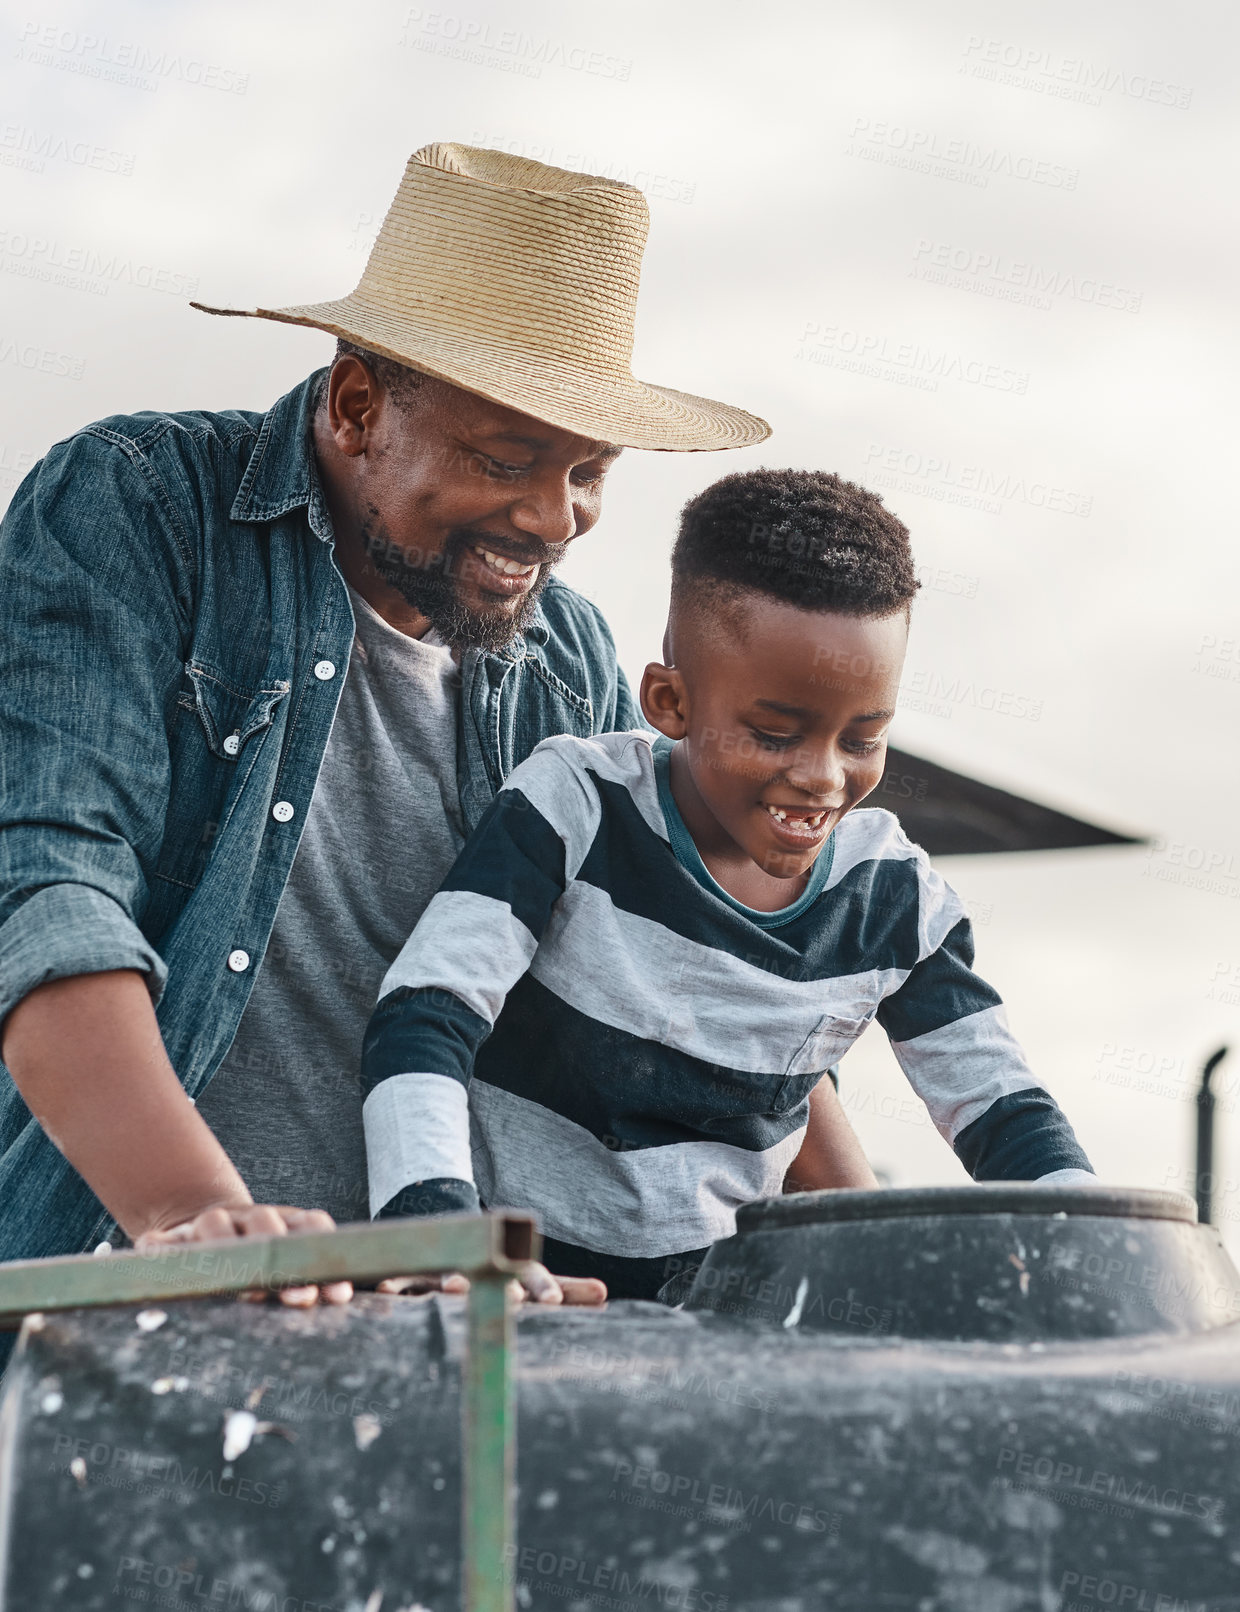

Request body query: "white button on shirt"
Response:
[222, 734, 240, 757]
[227, 949, 251, 973]
[314, 660, 337, 681]
[271, 801, 295, 823]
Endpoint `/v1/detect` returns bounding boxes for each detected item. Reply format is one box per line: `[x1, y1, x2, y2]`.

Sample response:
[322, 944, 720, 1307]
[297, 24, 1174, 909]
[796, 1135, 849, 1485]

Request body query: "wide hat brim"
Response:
[191, 295, 771, 453]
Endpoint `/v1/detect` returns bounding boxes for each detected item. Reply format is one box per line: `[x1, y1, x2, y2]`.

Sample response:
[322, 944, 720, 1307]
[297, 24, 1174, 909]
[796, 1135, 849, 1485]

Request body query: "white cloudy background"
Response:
[2, 1, 1238, 1244]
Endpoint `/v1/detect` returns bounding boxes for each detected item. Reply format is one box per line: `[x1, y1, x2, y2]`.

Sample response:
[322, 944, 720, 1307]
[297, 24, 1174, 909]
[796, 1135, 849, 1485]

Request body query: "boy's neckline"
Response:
[651, 735, 834, 929]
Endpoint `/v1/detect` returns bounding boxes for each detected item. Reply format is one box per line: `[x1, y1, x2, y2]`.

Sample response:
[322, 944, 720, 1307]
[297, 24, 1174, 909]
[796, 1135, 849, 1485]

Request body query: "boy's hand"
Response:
[135, 1204, 354, 1308]
[376, 1262, 607, 1307]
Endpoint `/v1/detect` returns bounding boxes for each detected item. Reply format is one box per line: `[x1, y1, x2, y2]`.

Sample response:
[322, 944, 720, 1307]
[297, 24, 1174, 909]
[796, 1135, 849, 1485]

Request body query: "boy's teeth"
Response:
[476, 546, 537, 577]
[764, 805, 827, 828]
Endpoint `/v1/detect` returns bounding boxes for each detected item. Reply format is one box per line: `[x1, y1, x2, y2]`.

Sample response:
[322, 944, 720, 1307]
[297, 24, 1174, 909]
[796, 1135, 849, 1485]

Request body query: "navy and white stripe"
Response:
[361, 731, 1092, 1276]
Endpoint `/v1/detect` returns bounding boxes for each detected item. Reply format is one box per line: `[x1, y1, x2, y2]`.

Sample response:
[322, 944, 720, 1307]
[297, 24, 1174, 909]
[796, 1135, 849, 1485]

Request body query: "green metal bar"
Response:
[0, 1212, 533, 1612]
[0, 1212, 535, 1329]
[464, 1271, 515, 1612]
[0, 1218, 528, 1612]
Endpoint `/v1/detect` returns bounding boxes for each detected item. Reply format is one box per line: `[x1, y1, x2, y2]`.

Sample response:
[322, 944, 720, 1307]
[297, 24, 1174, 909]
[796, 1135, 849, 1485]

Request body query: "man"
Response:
[0, 142, 771, 1323]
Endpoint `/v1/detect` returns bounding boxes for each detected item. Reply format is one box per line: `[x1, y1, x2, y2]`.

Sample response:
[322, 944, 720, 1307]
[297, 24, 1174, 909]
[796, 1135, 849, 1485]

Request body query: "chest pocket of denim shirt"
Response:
[150, 662, 290, 919]
[183, 662, 290, 762]
[775, 1009, 876, 1111]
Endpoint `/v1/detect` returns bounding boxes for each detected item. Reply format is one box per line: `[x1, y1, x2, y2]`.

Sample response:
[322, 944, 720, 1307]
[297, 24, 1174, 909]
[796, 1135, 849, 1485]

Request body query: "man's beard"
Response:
[360, 518, 565, 653]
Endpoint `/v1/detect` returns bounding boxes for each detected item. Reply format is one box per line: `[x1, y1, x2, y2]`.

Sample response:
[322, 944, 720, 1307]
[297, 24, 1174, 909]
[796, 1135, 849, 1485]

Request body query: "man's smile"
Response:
[467, 541, 541, 595]
[473, 544, 539, 578]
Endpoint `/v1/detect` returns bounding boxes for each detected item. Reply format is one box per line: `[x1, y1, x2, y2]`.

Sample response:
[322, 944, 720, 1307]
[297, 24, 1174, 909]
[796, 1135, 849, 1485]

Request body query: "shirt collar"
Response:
[230, 367, 334, 539]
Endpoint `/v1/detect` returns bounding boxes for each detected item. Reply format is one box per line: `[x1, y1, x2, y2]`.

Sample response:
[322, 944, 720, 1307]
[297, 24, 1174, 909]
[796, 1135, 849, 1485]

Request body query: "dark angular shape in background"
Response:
[877, 746, 1143, 855]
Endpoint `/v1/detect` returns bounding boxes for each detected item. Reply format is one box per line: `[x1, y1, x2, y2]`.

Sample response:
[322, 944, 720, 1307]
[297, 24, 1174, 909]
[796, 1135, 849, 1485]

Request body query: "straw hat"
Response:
[191, 142, 770, 453]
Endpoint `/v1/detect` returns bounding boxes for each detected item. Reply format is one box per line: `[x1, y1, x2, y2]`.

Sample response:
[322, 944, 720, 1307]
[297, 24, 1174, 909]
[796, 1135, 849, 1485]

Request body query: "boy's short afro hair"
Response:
[672, 469, 919, 619]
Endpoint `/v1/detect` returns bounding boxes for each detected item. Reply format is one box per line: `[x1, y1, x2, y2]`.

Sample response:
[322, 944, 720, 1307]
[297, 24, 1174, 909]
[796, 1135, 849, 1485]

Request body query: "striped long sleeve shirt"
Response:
[361, 730, 1092, 1297]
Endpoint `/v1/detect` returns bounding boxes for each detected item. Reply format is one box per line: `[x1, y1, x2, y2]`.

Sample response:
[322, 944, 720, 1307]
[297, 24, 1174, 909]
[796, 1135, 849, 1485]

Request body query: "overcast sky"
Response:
[3, 0, 1238, 1246]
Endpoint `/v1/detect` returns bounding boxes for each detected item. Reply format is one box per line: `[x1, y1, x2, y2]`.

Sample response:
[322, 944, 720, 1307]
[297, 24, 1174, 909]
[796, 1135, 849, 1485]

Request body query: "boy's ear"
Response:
[640, 662, 689, 740]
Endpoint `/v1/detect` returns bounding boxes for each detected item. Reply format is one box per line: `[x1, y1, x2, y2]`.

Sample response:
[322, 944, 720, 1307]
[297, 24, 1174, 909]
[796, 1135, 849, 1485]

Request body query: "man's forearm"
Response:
[1, 969, 252, 1241]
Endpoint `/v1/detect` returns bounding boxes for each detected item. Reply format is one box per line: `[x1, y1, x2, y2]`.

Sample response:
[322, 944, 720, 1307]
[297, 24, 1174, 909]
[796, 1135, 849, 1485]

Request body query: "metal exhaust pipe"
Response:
[1196, 1046, 1229, 1225]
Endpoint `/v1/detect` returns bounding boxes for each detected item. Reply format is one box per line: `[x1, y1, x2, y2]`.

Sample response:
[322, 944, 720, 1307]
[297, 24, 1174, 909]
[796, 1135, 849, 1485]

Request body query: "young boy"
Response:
[360, 470, 1094, 1300]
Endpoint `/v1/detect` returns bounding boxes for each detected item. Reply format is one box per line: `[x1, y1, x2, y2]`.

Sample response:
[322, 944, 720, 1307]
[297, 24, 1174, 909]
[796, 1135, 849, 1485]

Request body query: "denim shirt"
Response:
[0, 368, 641, 1264]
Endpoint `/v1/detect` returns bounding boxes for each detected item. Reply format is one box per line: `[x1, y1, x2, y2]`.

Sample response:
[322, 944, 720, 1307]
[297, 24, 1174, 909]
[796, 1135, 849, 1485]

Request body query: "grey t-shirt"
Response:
[195, 586, 466, 1223]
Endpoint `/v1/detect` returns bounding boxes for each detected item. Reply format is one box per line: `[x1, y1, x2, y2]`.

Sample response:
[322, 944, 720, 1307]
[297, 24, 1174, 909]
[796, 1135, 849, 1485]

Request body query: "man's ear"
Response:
[327, 356, 381, 458]
[640, 662, 689, 740]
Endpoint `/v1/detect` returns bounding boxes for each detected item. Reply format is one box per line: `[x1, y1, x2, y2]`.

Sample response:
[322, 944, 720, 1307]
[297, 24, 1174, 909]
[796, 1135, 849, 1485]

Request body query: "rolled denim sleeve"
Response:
[0, 427, 192, 1025]
[0, 884, 168, 1021]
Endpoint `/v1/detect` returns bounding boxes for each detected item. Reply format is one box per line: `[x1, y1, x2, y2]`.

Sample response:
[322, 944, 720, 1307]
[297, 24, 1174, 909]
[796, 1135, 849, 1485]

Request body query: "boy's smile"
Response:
[641, 594, 908, 912]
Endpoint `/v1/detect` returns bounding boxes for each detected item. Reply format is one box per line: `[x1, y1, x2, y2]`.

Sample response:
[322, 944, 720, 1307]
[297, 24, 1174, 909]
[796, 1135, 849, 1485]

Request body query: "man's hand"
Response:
[135, 1204, 353, 1308]
[376, 1261, 607, 1307]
